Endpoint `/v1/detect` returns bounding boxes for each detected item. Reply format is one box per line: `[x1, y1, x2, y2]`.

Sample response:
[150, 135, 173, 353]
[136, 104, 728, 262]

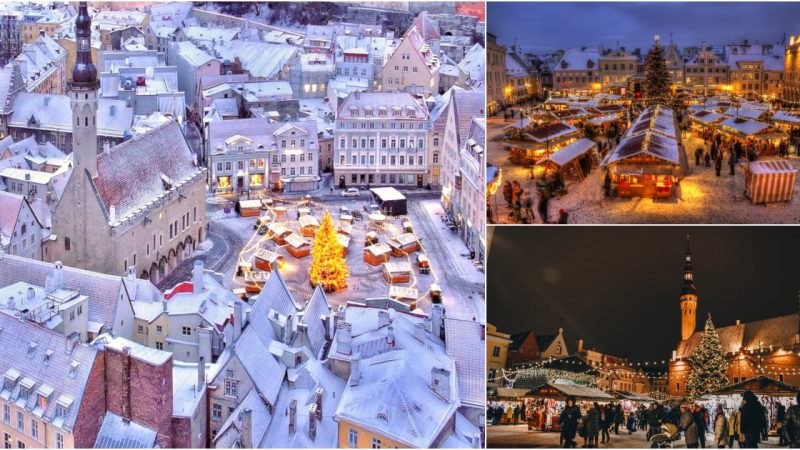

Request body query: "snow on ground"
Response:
[488, 116, 800, 224]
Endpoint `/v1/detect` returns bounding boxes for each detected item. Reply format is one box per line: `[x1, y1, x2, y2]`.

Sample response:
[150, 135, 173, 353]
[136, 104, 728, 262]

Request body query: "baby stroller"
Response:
[649, 423, 680, 448]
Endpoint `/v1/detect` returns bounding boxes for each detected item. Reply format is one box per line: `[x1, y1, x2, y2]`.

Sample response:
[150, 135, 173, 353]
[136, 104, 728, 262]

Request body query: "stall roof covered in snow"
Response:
[538, 138, 597, 167]
[719, 117, 770, 136]
[370, 186, 406, 201]
[531, 382, 614, 401]
[607, 130, 680, 165]
[772, 111, 800, 124]
[94, 411, 157, 448]
[691, 110, 726, 124]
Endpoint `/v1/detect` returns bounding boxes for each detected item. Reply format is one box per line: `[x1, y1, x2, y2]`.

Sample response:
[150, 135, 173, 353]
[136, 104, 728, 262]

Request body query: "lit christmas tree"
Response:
[644, 35, 671, 107]
[309, 212, 349, 292]
[686, 314, 730, 401]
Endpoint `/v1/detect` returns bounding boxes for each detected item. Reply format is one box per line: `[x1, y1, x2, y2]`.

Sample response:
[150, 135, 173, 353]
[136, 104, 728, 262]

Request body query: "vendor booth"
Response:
[772, 111, 800, 131]
[504, 121, 581, 165]
[337, 234, 350, 257]
[604, 130, 682, 198]
[268, 223, 292, 245]
[299, 215, 320, 237]
[285, 233, 310, 258]
[364, 243, 391, 266]
[370, 187, 407, 216]
[237, 199, 263, 217]
[253, 248, 282, 272]
[703, 376, 799, 436]
[387, 233, 421, 256]
[535, 138, 598, 181]
[718, 117, 788, 156]
[383, 261, 412, 284]
[744, 159, 798, 204]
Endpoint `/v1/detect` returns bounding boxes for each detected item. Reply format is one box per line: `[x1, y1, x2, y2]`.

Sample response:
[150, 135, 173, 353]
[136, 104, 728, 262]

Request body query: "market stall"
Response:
[387, 233, 421, 256]
[772, 111, 800, 131]
[370, 187, 407, 216]
[689, 110, 727, 136]
[383, 261, 412, 284]
[285, 233, 310, 258]
[337, 234, 350, 257]
[299, 215, 320, 237]
[703, 376, 799, 435]
[718, 117, 788, 156]
[268, 223, 292, 245]
[743, 158, 798, 204]
[604, 130, 682, 198]
[535, 138, 598, 181]
[236, 199, 263, 217]
[363, 243, 391, 266]
[253, 248, 282, 272]
[504, 121, 581, 165]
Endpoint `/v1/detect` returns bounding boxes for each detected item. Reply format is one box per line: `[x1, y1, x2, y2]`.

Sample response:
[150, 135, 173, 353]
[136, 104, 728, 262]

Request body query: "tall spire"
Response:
[682, 234, 696, 294]
[71, 1, 98, 88]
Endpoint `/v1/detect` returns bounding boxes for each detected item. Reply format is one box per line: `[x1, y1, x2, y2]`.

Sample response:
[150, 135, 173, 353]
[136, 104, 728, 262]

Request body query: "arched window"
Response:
[85, 117, 88, 126]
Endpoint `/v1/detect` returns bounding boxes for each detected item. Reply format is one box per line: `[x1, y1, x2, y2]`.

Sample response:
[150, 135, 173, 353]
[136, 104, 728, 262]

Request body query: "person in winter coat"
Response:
[627, 411, 637, 434]
[681, 404, 700, 448]
[537, 191, 550, 223]
[503, 181, 513, 207]
[521, 190, 533, 223]
[557, 209, 569, 224]
[586, 403, 600, 448]
[600, 405, 613, 444]
[693, 404, 707, 448]
[776, 403, 786, 445]
[713, 405, 728, 448]
[603, 169, 613, 197]
[783, 392, 800, 448]
[715, 153, 722, 176]
[729, 408, 742, 448]
[513, 404, 521, 425]
[704, 151, 711, 167]
[494, 403, 505, 425]
[740, 391, 766, 448]
[728, 151, 737, 176]
[511, 180, 523, 205]
[559, 396, 581, 448]
[614, 403, 624, 435]
[695, 147, 703, 166]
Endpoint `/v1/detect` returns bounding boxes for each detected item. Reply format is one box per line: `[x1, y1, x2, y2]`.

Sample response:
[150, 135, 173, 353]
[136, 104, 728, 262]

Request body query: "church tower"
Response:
[680, 234, 698, 341]
[66, 1, 99, 265]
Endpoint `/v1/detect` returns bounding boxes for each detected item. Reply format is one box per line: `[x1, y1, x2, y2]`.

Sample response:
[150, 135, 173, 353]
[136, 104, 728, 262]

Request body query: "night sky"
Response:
[488, 2, 800, 53]
[487, 226, 800, 361]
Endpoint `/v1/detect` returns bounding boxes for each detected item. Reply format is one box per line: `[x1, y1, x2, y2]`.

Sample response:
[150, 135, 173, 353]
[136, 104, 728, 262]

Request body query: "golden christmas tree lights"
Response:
[309, 212, 349, 292]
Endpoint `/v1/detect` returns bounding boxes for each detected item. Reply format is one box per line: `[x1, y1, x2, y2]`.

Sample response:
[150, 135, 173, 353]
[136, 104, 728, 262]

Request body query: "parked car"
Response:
[341, 188, 360, 197]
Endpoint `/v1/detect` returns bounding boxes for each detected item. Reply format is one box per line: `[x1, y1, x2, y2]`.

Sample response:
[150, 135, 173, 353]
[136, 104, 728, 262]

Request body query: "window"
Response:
[16, 442, 23, 449]
[155, 342, 163, 350]
[156, 325, 163, 333]
[372, 438, 381, 448]
[64, 237, 70, 251]
[30, 419, 38, 439]
[55, 433, 63, 449]
[16, 412, 23, 431]
[182, 327, 192, 336]
[4, 433, 11, 449]
[224, 379, 238, 397]
[492, 346, 501, 357]
[138, 325, 144, 334]
[212, 403, 222, 420]
[348, 429, 358, 448]
[2, 405, 8, 424]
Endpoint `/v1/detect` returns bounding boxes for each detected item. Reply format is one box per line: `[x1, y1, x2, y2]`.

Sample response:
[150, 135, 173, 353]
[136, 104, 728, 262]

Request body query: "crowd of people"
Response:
[488, 391, 800, 449]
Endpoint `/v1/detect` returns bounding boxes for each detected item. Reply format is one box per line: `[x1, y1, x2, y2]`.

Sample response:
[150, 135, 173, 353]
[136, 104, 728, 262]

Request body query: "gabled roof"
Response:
[92, 120, 202, 222]
[444, 318, 485, 408]
[94, 411, 157, 448]
[300, 286, 331, 358]
[254, 270, 301, 318]
[408, 12, 440, 42]
[0, 191, 24, 240]
[677, 313, 799, 358]
[535, 334, 558, 352]
[0, 313, 98, 431]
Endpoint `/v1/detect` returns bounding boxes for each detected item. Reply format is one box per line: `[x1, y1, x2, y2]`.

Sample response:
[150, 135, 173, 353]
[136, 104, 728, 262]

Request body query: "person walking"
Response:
[776, 403, 787, 446]
[681, 404, 700, 449]
[704, 151, 711, 167]
[728, 151, 737, 176]
[695, 404, 708, 448]
[523, 190, 534, 223]
[537, 190, 550, 223]
[614, 403, 623, 435]
[513, 404, 521, 425]
[601, 405, 612, 444]
[740, 391, 766, 448]
[559, 396, 581, 448]
[503, 181, 513, 208]
[586, 403, 600, 448]
[715, 153, 722, 177]
[783, 392, 800, 448]
[695, 147, 703, 166]
[713, 405, 728, 448]
[728, 407, 742, 448]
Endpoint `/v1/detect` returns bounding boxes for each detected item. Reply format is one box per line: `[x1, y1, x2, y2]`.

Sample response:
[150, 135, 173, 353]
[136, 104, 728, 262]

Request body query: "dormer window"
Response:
[68, 361, 79, 378]
[26, 342, 38, 358]
[19, 378, 35, 401]
[43, 349, 54, 365]
[3, 369, 19, 392]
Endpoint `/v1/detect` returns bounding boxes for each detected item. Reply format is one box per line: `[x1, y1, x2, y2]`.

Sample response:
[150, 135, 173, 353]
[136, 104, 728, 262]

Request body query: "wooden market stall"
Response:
[743, 159, 798, 204]
[705, 376, 799, 432]
[253, 248, 282, 272]
[772, 111, 800, 131]
[237, 199, 263, 217]
[285, 233, 310, 258]
[550, 108, 589, 124]
[689, 110, 727, 135]
[535, 138, 599, 181]
[604, 131, 682, 198]
[718, 117, 788, 156]
[530, 382, 616, 402]
[387, 233, 421, 256]
[504, 121, 581, 165]
[299, 215, 320, 237]
[268, 223, 292, 245]
[388, 285, 418, 303]
[337, 222, 353, 237]
[383, 261, 412, 284]
[370, 187, 407, 216]
[337, 234, 350, 257]
[364, 231, 379, 246]
[363, 243, 391, 266]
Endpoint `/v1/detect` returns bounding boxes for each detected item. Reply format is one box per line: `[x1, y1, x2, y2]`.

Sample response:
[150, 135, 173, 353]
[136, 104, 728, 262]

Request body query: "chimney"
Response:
[378, 310, 390, 328]
[126, 265, 136, 280]
[103, 140, 111, 155]
[337, 305, 346, 324]
[431, 304, 444, 340]
[26, 287, 35, 301]
[414, 322, 426, 342]
[24, 173, 30, 181]
[284, 314, 294, 344]
[224, 322, 234, 347]
[314, 387, 324, 419]
[241, 408, 253, 448]
[39, 29, 45, 37]
[288, 399, 297, 434]
[308, 405, 317, 441]
[51, 261, 64, 291]
[192, 260, 204, 294]
[6, 297, 15, 310]
[197, 356, 206, 391]
[386, 325, 395, 346]
[337, 322, 352, 355]
[109, 204, 116, 223]
[349, 354, 360, 386]
[233, 301, 243, 342]
[121, 346, 132, 420]
[431, 367, 451, 402]
[198, 326, 212, 361]
[577, 338, 584, 353]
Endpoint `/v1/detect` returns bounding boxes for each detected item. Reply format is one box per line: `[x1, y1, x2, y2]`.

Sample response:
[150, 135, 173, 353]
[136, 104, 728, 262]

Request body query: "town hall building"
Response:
[44, 3, 206, 284]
